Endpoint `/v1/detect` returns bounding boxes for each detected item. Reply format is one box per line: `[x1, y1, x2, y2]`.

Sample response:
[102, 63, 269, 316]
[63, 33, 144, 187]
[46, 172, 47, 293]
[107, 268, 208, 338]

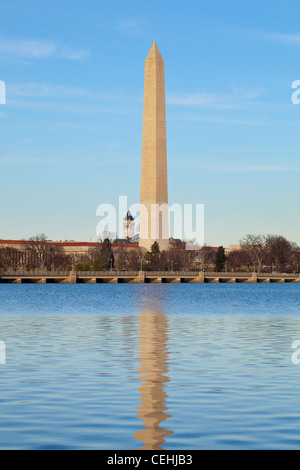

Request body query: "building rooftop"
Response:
[0, 239, 139, 248]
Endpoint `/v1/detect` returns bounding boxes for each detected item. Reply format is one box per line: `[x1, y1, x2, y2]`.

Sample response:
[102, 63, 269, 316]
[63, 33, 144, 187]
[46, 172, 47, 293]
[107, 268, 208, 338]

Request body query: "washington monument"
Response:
[139, 41, 169, 252]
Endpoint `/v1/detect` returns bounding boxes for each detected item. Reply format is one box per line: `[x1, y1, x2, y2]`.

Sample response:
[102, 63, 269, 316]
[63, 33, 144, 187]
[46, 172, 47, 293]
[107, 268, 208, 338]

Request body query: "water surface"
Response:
[0, 284, 300, 449]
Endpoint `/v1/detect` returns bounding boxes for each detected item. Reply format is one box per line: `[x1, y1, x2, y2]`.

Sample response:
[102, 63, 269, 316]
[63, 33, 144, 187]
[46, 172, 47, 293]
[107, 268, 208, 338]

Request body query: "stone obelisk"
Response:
[139, 41, 169, 252]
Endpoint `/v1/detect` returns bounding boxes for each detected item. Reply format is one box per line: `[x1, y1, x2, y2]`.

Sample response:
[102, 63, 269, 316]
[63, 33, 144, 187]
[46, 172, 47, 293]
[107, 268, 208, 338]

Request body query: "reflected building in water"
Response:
[134, 304, 173, 450]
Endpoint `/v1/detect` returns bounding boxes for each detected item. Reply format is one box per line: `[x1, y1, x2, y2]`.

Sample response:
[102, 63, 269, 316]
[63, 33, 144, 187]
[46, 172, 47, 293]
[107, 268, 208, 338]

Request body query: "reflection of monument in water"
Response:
[134, 307, 173, 450]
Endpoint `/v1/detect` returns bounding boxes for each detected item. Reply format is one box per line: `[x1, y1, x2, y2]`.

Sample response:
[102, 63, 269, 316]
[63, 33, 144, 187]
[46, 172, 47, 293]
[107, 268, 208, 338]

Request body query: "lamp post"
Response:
[225, 261, 227, 273]
[171, 260, 174, 272]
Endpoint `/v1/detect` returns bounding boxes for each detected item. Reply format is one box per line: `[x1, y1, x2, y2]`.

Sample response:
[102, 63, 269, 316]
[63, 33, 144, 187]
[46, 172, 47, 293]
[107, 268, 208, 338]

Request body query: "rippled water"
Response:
[0, 284, 300, 449]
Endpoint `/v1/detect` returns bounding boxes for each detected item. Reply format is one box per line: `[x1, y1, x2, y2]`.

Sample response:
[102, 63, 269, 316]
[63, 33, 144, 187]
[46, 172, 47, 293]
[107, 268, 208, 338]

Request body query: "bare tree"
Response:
[291, 246, 300, 273]
[240, 234, 267, 272]
[114, 246, 129, 270]
[195, 246, 216, 271]
[97, 231, 116, 243]
[164, 247, 187, 271]
[22, 234, 49, 270]
[226, 249, 251, 271]
[265, 235, 297, 272]
[0, 247, 24, 271]
[126, 248, 144, 270]
[184, 249, 202, 270]
[48, 245, 72, 271]
[22, 234, 72, 271]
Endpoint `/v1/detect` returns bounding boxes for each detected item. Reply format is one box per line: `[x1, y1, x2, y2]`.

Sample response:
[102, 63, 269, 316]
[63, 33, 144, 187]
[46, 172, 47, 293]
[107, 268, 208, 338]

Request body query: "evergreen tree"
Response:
[92, 256, 105, 271]
[75, 261, 91, 272]
[215, 246, 226, 272]
[100, 238, 115, 270]
[144, 242, 161, 270]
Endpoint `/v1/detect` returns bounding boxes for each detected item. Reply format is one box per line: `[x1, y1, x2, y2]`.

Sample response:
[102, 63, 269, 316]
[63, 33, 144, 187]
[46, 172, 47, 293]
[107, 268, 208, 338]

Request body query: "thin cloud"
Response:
[116, 18, 146, 36]
[167, 87, 265, 109]
[8, 82, 92, 99]
[211, 165, 300, 173]
[0, 37, 90, 60]
[0, 154, 55, 165]
[261, 32, 300, 46]
[0, 38, 56, 58]
[8, 82, 125, 103]
[7, 97, 138, 117]
[171, 160, 300, 173]
[59, 46, 90, 60]
[170, 114, 268, 126]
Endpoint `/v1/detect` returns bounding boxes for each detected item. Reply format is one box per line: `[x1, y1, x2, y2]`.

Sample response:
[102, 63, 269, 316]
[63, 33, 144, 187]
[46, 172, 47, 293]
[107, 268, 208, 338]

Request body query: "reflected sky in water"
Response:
[0, 284, 300, 449]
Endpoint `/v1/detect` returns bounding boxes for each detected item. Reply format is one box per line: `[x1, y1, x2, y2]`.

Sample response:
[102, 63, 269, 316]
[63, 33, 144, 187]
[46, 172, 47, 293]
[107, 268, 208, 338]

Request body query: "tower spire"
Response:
[146, 41, 164, 61]
[139, 42, 169, 252]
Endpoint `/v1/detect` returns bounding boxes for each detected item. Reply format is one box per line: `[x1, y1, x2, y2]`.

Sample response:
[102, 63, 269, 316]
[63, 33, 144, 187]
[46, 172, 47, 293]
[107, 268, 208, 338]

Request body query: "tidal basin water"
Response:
[0, 283, 300, 450]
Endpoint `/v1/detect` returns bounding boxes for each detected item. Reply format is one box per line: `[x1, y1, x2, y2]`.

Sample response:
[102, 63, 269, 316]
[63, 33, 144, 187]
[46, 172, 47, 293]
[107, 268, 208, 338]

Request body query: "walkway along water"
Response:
[1, 271, 300, 284]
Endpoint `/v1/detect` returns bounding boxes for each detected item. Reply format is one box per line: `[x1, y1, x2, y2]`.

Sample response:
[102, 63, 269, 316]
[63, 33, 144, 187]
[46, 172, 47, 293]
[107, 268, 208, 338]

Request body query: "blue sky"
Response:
[1, 0, 300, 247]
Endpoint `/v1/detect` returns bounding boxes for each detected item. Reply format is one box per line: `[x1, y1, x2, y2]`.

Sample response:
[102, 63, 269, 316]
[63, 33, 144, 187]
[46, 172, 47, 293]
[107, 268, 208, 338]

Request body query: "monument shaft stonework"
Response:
[140, 42, 169, 252]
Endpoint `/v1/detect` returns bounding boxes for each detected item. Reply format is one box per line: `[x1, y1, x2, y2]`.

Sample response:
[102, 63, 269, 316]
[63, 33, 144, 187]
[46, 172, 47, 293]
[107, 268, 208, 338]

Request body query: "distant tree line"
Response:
[0, 235, 72, 272]
[228, 234, 300, 273]
[0, 233, 299, 273]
